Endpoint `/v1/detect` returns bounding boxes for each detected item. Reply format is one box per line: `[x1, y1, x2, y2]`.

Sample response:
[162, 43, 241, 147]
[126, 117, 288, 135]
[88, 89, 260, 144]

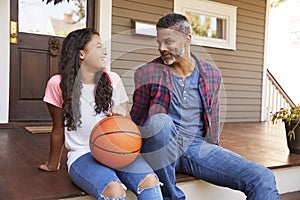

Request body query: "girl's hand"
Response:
[106, 105, 127, 117]
[38, 161, 60, 172]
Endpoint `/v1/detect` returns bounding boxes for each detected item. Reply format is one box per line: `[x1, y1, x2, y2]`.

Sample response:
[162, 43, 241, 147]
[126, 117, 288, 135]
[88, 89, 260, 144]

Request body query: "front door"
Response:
[9, 0, 95, 121]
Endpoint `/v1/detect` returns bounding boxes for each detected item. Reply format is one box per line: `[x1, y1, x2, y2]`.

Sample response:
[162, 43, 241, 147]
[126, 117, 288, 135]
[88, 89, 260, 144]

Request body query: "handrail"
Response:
[265, 69, 296, 121]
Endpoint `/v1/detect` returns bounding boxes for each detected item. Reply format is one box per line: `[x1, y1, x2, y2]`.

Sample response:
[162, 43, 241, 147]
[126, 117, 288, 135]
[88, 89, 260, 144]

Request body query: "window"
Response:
[174, 0, 237, 50]
[19, 0, 87, 37]
[132, 20, 157, 36]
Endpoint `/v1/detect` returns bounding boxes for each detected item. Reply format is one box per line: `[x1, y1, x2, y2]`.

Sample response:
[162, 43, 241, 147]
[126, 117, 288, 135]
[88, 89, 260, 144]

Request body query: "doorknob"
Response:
[10, 21, 17, 44]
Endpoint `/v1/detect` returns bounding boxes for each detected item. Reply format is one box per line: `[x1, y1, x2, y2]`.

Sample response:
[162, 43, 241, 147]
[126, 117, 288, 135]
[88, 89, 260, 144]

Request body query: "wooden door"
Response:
[9, 0, 95, 121]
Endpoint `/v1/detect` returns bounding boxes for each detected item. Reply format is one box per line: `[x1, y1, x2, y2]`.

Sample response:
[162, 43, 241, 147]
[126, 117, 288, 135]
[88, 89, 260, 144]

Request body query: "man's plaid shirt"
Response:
[130, 53, 222, 144]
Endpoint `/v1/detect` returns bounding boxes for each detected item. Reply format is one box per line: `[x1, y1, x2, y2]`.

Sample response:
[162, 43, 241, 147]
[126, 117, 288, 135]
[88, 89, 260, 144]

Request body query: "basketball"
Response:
[89, 116, 142, 168]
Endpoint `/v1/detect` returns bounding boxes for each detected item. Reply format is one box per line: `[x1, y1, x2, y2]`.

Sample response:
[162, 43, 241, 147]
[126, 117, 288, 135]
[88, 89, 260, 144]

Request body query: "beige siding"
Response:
[111, 0, 266, 122]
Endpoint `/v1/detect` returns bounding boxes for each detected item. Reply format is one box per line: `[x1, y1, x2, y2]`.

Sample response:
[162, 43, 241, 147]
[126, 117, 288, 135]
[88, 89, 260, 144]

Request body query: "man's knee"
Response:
[247, 167, 279, 198]
[142, 113, 174, 139]
[260, 168, 276, 185]
[148, 113, 173, 127]
[249, 166, 277, 192]
[102, 181, 125, 198]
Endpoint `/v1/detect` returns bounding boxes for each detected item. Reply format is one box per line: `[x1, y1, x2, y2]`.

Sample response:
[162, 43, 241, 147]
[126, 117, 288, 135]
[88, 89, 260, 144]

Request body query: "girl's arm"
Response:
[39, 103, 64, 171]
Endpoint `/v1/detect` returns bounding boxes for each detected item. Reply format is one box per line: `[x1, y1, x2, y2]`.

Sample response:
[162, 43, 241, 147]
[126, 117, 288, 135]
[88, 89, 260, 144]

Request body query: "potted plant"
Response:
[272, 104, 300, 154]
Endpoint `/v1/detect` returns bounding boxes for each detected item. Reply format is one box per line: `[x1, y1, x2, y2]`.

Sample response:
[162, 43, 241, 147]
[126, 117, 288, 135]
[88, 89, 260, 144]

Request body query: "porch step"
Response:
[280, 191, 300, 200]
[3, 122, 300, 200]
[60, 191, 300, 200]
[61, 166, 300, 200]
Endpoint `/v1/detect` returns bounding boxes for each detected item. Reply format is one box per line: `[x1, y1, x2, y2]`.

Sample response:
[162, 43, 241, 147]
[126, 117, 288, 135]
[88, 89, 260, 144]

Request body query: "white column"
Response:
[0, 1, 10, 123]
[95, 0, 112, 71]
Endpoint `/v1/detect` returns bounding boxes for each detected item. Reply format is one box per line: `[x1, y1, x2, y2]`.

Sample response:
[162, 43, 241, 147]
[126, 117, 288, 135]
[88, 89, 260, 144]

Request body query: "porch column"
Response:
[95, 0, 112, 71]
[0, 1, 10, 123]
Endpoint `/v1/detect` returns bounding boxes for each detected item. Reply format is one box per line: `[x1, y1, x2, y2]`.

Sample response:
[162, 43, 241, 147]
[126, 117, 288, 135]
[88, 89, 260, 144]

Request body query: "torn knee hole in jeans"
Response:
[137, 174, 163, 195]
[137, 182, 163, 195]
[100, 181, 127, 199]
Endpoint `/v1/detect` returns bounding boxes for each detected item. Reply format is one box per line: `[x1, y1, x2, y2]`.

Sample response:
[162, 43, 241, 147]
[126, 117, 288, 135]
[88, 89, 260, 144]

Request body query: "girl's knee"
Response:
[102, 181, 125, 198]
[136, 174, 163, 198]
[138, 174, 160, 189]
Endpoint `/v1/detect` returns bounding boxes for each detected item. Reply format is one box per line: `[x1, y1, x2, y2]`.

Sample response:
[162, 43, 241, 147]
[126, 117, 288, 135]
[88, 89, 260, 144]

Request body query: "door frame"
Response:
[0, 0, 112, 123]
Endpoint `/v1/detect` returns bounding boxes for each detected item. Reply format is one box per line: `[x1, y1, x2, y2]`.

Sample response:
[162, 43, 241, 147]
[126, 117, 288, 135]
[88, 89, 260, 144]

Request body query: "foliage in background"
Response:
[73, 0, 85, 23]
[272, 104, 300, 140]
[43, 0, 69, 5]
[270, 0, 286, 8]
[43, 0, 85, 23]
[185, 11, 217, 38]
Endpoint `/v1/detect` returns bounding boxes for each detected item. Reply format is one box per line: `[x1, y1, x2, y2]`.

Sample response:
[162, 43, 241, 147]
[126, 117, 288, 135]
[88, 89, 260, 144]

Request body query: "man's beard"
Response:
[160, 48, 183, 65]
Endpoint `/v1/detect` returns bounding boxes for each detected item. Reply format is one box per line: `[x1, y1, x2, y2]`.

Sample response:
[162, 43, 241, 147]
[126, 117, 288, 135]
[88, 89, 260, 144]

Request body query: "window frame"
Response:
[174, 0, 237, 50]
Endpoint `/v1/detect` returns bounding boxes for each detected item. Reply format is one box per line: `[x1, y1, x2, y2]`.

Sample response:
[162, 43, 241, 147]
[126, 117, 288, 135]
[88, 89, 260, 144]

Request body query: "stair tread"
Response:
[280, 190, 300, 200]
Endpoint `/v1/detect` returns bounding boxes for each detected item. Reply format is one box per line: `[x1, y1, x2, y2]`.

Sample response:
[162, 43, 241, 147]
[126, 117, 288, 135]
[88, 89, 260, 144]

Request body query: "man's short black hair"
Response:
[156, 13, 191, 35]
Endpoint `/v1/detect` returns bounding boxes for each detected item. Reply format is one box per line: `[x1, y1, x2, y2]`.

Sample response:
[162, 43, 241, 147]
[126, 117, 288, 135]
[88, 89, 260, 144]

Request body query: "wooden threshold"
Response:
[0, 121, 52, 128]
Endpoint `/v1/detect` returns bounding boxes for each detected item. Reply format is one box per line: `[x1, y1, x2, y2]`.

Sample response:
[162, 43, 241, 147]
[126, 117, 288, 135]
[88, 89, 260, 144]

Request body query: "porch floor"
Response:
[0, 122, 300, 200]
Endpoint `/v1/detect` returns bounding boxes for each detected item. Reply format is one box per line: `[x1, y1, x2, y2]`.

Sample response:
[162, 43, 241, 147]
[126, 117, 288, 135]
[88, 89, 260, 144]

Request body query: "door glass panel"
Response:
[19, 0, 87, 37]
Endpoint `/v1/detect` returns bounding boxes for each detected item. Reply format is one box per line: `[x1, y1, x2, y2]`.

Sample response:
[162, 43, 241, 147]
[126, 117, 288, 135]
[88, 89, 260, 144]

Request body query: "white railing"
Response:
[265, 69, 296, 121]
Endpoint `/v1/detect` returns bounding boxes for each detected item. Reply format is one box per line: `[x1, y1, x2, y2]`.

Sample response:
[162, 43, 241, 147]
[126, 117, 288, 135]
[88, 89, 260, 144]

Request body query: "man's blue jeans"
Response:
[69, 153, 163, 200]
[139, 113, 280, 200]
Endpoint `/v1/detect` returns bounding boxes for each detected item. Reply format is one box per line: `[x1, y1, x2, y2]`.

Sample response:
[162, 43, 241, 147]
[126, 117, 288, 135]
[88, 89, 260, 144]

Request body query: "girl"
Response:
[39, 28, 163, 200]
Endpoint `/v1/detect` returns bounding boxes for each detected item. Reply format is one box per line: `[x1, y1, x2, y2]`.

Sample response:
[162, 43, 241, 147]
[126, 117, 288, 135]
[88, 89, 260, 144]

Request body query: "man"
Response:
[130, 13, 279, 200]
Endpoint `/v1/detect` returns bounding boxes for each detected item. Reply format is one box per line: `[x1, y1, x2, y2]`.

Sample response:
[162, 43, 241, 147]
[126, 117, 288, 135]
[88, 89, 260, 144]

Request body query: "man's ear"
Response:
[186, 34, 192, 46]
[79, 50, 85, 59]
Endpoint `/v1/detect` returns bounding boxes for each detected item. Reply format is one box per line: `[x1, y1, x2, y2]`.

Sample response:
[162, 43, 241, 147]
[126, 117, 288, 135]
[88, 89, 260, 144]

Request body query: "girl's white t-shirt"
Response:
[43, 71, 129, 171]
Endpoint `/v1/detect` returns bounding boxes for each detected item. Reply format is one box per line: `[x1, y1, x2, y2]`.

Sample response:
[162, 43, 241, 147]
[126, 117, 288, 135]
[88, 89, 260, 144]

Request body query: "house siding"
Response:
[111, 0, 266, 122]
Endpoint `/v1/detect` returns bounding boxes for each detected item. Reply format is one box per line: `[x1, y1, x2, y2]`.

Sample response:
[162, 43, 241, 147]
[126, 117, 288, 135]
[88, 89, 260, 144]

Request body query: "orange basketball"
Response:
[89, 116, 142, 168]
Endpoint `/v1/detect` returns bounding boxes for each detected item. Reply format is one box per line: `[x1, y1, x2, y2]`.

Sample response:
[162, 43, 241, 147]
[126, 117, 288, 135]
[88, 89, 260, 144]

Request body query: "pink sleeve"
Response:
[43, 74, 63, 108]
[107, 71, 129, 104]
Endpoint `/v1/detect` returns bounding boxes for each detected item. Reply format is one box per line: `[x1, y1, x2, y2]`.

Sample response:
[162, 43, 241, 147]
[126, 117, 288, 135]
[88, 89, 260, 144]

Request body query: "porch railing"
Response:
[265, 69, 296, 121]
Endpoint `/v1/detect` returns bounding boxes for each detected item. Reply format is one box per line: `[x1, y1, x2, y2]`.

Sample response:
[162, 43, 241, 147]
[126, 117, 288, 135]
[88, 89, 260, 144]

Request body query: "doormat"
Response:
[25, 126, 52, 134]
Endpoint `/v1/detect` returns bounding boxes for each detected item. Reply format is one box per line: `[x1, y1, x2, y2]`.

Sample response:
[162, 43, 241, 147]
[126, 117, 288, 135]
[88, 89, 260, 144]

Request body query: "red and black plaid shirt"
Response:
[130, 53, 222, 144]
